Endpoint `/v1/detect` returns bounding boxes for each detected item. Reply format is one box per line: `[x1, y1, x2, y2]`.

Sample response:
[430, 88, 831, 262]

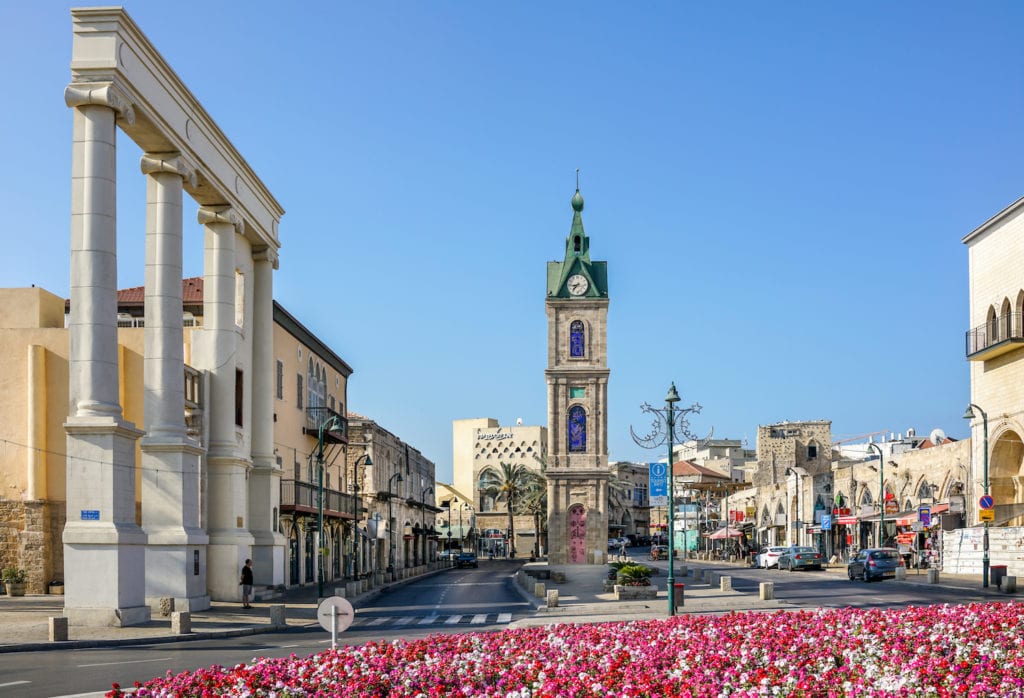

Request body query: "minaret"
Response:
[544, 184, 610, 564]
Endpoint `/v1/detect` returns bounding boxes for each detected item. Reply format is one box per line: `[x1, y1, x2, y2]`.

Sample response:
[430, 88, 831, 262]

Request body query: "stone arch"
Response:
[991, 427, 1024, 526]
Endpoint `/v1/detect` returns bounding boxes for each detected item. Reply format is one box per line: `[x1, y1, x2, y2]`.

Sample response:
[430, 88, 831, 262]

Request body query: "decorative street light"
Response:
[964, 403, 990, 588]
[316, 414, 344, 600]
[460, 502, 473, 552]
[630, 382, 705, 616]
[348, 454, 372, 581]
[866, 442, 885, 548]
[421, 486, 434, 565]
[387, 472, 403, 581]
[446, 497, 457, 556]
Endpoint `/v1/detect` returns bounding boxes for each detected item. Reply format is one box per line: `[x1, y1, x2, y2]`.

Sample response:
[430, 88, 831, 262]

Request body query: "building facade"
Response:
[545, 188, 610, 564]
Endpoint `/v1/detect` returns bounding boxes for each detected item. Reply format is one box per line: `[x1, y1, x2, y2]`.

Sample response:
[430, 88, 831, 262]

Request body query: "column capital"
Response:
[141, 152, 198, 188]
[197, 205, 243, 232]
[252, 246, 279, 269]
[64, 82, 135, 125]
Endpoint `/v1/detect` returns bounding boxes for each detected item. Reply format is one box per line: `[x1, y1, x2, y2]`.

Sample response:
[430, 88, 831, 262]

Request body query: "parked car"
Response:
[778, 546, 824, 571]
[847, 547, 904, 582]
[456, 552, 479, 568]
[757, 546, 789, 569]
[649, 545, 669, 560]
[608, 537, 628, 550]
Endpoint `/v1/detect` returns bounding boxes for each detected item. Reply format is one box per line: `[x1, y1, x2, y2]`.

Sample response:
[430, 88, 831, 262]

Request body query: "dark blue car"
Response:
[847, 548, 904, 582]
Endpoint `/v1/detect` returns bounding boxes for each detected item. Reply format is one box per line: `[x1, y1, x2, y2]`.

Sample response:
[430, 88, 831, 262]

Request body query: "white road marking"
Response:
[470, 614, 488, 624]
[444, 615, 463, 625]
[418, 614, 439, 625]
[496, 613, 512, 623]
[367, 617, 389, 626]
[77, 657, 169, 668]
[391, 616, 416, 626]
[281, 644, 301, 648]
[0, 681, 30, 689]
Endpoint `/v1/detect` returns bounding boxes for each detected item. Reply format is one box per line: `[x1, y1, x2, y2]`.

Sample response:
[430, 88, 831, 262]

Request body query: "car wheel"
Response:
[787, 561, 794, 572]
[862, 569, 870, 583]
[848, 568, 855, 580]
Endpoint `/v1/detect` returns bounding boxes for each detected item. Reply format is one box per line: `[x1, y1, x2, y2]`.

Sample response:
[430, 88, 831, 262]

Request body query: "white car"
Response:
[758, 546, 788, 569]
[608, 537, 628, 550]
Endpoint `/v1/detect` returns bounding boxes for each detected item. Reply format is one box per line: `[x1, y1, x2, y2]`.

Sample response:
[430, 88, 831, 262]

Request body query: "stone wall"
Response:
[0, 499, 64, 593]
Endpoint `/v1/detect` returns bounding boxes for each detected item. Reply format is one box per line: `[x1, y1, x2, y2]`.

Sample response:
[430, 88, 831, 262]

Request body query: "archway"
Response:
[991, 429, 1024, 525]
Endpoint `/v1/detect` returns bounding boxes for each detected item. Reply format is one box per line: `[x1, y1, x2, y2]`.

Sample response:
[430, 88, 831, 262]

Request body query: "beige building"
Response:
[609, 462, 651, 541]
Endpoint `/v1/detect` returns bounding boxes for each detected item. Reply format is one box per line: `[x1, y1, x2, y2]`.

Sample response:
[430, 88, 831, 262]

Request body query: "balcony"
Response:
[965, 312, 1024, 361]
[304, 406, 348, 444]
[280, 479, 361, 520]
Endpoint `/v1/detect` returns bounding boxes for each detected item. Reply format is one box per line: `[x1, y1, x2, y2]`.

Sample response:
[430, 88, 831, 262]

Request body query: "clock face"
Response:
[567, 274, 589, 296]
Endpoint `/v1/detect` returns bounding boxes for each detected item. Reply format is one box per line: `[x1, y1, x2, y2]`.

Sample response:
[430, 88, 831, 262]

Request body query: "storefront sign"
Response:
[479, 432, 513, 441]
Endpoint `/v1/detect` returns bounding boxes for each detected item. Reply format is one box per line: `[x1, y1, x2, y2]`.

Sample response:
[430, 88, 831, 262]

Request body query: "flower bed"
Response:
[110, 602, 1024, 697]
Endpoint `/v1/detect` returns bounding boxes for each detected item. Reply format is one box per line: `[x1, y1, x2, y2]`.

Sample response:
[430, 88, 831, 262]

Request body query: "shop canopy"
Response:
[893, 503, 949, 527]
[705, 526, 744, 540]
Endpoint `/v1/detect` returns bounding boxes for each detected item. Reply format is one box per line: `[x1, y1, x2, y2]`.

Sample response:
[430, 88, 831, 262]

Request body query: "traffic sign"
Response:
[821, 514, 832, 531]
[317, 596, 355, 649]
[918, 507, 931, 527]
[980, 509, 995, 522]
[979, 495, 994, 510]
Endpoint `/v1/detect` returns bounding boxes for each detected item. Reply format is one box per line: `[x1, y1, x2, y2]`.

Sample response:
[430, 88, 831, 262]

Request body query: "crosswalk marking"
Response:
[353, 613, 513, 629]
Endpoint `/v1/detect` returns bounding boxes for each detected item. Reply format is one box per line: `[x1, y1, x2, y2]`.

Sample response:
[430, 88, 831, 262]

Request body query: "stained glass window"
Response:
[570, 320, 585, 357]
[568, 405, 587, 452]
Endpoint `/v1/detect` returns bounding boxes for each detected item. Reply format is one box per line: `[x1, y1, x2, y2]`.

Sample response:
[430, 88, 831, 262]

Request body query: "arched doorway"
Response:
[289, 526, 299, 585]
[991, 429, 1024, 526]
[568, 504, 587, 564]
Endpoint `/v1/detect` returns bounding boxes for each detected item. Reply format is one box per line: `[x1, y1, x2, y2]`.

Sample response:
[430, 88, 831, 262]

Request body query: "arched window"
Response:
[568, 405, 587, 452]
[988, 306, 999, 344]
[570, 320, 585, 358]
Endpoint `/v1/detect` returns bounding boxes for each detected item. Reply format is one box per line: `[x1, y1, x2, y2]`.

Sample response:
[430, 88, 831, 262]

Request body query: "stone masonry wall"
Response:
[0, 499, 64, 593]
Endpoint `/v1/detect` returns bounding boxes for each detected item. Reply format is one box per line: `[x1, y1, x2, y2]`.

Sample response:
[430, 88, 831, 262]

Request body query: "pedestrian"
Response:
[240, 558, 254, 609]
[619, 542, 627, 559]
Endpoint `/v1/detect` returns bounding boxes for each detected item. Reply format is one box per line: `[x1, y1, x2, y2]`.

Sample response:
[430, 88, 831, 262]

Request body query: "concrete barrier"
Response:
[269, 604, 286, 627]
[895, 567, 907, 581]
[759, 582, 774, 600]
[708, 572, 720, 587]
[334, 587, 347, 598]
[546, 589, 559, 607]
[49, 616, 68, 642]
[534, 582, 546, 599]
[1004, 576, 1017, 594]
[927, 569, 940, 584]
[171, 611, 191, 635]
[720, 575, 732, 591]
[677, 565, 688, 577]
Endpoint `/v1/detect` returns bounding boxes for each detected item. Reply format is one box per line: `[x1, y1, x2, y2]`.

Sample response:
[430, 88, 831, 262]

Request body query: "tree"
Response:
[520, 467, 548, 558]
[480, 461, 536, 557]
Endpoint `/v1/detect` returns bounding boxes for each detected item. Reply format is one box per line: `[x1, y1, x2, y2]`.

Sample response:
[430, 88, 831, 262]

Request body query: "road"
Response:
[0, 560, 529, 698]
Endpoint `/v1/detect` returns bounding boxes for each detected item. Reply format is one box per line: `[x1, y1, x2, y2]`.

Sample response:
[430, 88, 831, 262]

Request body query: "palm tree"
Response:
[520, 470, 548, 558]
[480, 461, 535, 557]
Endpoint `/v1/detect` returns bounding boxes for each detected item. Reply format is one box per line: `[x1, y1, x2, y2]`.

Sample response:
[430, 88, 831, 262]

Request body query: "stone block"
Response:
[692, 569, 702, 583]
[546, 589, 559, 607]
[269, 604, 286, 627]
[171, 611, 190, 635]
[158, 597, 174, 617]
[334, 587, 347, 598]
[927, 569, 940, 584]
[1004, 576, 1017, 594]
[760, 582, 774, 600]
[534, 582, 546, 599]
[895, 567, 907, 580]
[720, 575, 732, 591]
[708, 572, 720, 587]
[49, 616, 68, 642]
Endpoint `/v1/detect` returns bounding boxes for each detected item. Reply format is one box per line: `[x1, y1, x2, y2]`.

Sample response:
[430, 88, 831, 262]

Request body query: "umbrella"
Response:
[706, 526, 743, 540]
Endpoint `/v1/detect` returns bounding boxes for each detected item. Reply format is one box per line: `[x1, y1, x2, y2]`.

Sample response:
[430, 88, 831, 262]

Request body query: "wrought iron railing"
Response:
[304, 406, 348, 443]
[965, 312, 1024, 357]
[281, 479, 359, 518]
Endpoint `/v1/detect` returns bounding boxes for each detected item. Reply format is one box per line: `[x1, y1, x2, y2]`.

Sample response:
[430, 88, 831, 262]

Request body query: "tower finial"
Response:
[575, 168, 580, 191]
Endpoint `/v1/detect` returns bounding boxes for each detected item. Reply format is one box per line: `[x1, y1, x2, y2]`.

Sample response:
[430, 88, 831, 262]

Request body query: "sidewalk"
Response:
[0, 558, 1011, 652]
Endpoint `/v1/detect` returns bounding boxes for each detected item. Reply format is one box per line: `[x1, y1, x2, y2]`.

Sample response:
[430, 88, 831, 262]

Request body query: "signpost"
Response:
[918, 507, 931, 528]
[979, 495, 994, 510]
[979, 509, 995, 523]
[821, 514, 832, 531]
[317, 596, 355, 649]
[649, 462, 668, 507]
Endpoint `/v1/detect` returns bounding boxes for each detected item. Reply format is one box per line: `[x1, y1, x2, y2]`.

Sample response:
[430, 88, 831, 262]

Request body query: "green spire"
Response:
[546, 182, 608, 298]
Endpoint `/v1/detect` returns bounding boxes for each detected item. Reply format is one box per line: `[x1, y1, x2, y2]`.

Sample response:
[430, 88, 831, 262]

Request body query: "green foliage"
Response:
[2, 567, 27, 584]
[616, 563, 654, 586]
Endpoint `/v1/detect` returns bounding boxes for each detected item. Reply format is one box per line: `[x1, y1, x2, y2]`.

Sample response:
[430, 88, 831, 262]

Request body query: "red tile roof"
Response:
[116, 277, 204, 306]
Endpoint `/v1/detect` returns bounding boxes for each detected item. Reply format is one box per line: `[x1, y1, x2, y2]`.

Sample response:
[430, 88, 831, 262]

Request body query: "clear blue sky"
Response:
[3, 2, 1023, 482]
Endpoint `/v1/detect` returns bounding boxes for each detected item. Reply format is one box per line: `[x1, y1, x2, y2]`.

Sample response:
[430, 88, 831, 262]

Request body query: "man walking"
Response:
[240, 559, 254, 609]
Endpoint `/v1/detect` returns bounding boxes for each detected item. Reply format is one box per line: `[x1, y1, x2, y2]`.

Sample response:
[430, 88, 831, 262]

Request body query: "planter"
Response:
[613, 584, 658, 601]
[48, 584, 65, 595]
[5, 582, 27, 597]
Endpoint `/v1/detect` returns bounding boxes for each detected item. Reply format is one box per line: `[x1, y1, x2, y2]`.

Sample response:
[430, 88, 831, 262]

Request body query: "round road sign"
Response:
[317, 596, 355, 633]
[979, 495, 994, 510]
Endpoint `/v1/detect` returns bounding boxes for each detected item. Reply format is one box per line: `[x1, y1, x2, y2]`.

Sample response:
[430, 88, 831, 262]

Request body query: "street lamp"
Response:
[446, 497, 457, 556]
[316, 414, 344, 600]
[866, 443, 887, 548]
[785, 468, 801, 546]
[349, 454, 372, 581]
[421, 486, 434, 565]
[460, 502, 473, 552]
[630, 382, 705, 616]
[387, 472, 403, 581]
[964, 403, 990, 588]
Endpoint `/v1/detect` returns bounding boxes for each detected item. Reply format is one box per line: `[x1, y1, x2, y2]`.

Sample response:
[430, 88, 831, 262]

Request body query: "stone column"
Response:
[62, 82, 149, 627]
[249, 247, 285, 585]
[140, 153, 210, 612]
[197, 206, 255, 601]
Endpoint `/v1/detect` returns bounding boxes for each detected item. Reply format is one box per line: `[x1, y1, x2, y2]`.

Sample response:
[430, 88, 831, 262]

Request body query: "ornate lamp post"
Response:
[348, 454, 372, 581]
[316, 414, 343, 600]
[866, 442, 885, 548]
[460, 502, 473, 552]
[421, 486, 434, 565]
[631, 382, 705, 616]
[387, 472, 403, 581]
[964, 403, 990, 588]
[446, 497, 457, 556]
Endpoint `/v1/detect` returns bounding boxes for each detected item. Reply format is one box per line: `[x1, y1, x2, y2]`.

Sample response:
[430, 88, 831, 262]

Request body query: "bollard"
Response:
[171, 611, 191, 635]
[158, 597, 174, 617]
[894, 567, 907, 581]
[927, 568, 939, 584]
[692, 568, 702, 583]
[334, 587, 347, 599]
[546, 589, 559, 607]
[269, 604, 286, 627]
[759, 582, 774, 600]
[720, 575, 732, 591]
[1004, 576, 1017, 594]
[708, 572, 720, 587]
[534, 582, 546, 599]
[673, 583, 685, 609]
[677, 565, 688, 578]
[49, 616, 68, 642]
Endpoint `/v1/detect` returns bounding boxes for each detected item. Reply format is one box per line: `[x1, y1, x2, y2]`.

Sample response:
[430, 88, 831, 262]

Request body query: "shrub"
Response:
[616, 563, 654, 586]
[2, 567, 27, 584]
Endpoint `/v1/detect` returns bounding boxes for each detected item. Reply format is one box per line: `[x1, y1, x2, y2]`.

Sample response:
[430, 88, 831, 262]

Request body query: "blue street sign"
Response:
[979, 495, 994, 510]
[821, 514, 832, 531]
[918, 507, 931, 527]
[649, 462, 668, 506]
[80, 510, 100, 521]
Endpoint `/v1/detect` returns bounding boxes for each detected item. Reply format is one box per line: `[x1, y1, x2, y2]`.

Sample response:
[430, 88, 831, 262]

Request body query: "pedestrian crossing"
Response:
[351, 612, 513, 629]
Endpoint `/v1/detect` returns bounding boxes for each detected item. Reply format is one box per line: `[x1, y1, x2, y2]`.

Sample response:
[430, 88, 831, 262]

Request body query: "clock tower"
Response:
[545, 187, 610, 564]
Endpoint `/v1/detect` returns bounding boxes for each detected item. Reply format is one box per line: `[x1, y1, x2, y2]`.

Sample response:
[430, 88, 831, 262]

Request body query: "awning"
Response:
[837, 515, 858, 525]
[705, 526, 744, 540]
[894, 504, 950, 527]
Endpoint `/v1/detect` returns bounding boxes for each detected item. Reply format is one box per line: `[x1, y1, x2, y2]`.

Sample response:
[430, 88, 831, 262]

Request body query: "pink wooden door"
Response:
[569, 505, 587, 564]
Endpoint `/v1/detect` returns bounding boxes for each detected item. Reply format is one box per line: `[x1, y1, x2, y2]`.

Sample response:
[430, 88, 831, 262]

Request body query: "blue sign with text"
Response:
[821, 514, 832, 531]
[649, 462, 668, 506]
[80, 510, 100, 521]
